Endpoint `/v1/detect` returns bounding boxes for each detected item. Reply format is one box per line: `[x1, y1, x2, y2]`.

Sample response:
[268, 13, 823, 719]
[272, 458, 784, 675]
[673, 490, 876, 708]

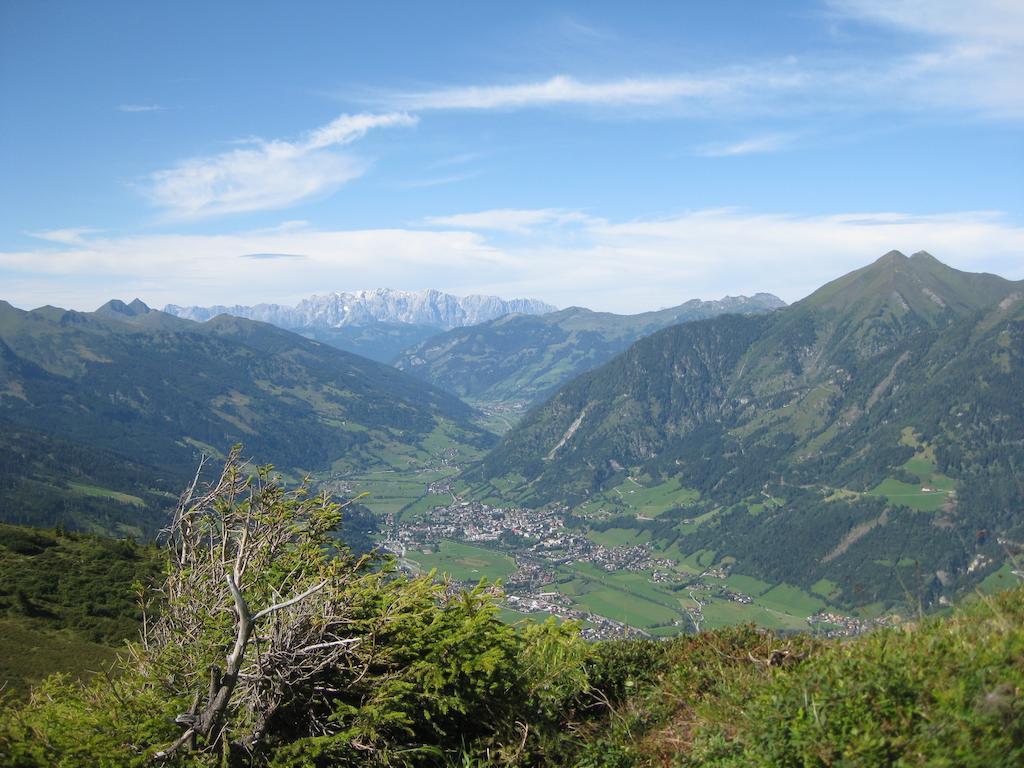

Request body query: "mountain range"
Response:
[395, 294, 784, 409]
[2, 251, 1021, 616]
[164, 289, 557, 362]
[471, 251, 1023, 609]
[0, 298, 492, 535]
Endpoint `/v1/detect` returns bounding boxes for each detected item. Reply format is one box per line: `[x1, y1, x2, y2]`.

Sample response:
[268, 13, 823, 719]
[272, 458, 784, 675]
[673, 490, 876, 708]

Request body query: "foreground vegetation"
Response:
[0, 524, 162, 695]
[1, 455, 1022, 766]
[4, 580, 1022, 767]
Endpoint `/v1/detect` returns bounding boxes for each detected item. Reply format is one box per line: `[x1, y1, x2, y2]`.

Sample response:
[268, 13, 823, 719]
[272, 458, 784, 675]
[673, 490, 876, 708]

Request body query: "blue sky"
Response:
[1, 0, 1022, 312]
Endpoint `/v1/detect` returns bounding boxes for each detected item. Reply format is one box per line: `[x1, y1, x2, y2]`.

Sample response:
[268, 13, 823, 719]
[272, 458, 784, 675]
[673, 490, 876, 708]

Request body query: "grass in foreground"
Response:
[0, 619, 119, 697]
[583, 585, 1024, 767]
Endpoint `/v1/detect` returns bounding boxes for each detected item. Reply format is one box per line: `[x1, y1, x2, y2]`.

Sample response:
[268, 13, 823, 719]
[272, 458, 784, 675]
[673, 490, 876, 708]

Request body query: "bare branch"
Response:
[150, 450, 372, 760]
[252, 580, 328, 622]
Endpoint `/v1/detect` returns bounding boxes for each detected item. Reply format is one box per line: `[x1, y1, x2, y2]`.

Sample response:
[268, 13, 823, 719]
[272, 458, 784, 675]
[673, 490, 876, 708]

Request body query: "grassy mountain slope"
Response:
[579, 584, 1024, 767]
[0, 523, 162, 696]
[394, 294, 784, 409]
[0, 300, 494, 534]
[473, 252, 1024, 610]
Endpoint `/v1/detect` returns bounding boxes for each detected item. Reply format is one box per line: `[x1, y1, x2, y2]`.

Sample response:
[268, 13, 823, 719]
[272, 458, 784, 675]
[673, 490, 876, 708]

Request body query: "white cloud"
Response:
[829, 0, 1024, 44]
[118, 104, 166, 113]
[28, 227, 104, 245]
[143, 112, 417, 219]
[390, 72, 805, 111]
[392, 172, 480, 189]
[378, 1, 1023, 121]
[395, 48, 1023, 121]
[4, 209, 1022, 313]
[301, 112, 416, 150]
[423, 208, 593, 233]
[695, 133, 796, 157]
[0, 224, 506, 310]
[829, 0, 1024, 118]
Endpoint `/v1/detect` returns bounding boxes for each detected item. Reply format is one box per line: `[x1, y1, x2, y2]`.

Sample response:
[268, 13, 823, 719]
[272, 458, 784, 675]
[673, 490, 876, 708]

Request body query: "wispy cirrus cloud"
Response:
[125, 2, 1021, 225]
[377, 1, 1022, 121]
[828, 0, 1024, 118]
[423, 208, 593, 233]
[829, 0, 1024, 44]
[28, 227, 104, 245]
[393, 172, 480, 189]
[389, 72, 806, 112]
[143, 112, 418, 219]
[239, 252, 306, 260]
[117, 104, 166, 113]
[695, 133, 797, 157]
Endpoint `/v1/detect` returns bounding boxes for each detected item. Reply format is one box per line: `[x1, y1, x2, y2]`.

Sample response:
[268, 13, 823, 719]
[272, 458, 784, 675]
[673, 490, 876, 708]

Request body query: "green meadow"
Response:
[574, 477, 700, 519]
[869, 433, 957, 511]
[406, 540, 516, 582]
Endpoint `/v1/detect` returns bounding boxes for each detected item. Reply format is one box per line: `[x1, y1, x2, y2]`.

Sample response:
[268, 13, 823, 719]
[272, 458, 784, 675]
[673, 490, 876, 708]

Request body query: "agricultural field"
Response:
[338, 459, 461, 518]
[698, 597, 807, 631]
[397, 493, 456, 520]
[549, 558, 827, 634]
[977, 562, 1021, 595]
[868, 431, 957, 512]
[586, 527, 651, 548]
[755, 583, 827, 616]
[405, 540, 516, 582]
[811, 578, 841, 599]
[723, 573, 773, 596]
[555, 563, 687, 628]
[574, 587, 680, 627]
[868, 463, 956, 511]
[574, 477, 700, 519]
[326, 420, 489, 516]
[341, 471, 433, 516]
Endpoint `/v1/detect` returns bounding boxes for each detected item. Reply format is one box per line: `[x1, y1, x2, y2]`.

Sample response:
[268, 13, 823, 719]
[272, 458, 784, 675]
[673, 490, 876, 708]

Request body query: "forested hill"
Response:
[472, 251, 1024, 607]
[0, 300, 494, 535]
[394, 293, 784, 408]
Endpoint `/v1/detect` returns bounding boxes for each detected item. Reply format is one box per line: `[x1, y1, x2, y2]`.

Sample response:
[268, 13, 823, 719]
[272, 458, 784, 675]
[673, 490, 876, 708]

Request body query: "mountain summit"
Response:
[473, 252, 1023, 610]
[800, 249, 1015, 320]
[95, 298, 153, 317]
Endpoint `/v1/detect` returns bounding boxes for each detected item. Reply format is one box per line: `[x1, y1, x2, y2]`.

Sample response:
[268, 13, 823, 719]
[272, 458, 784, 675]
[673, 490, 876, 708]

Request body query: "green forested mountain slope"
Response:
[0, 300, 494, 534]
[298, 321, 443, 363]
[473, 252, 1024, 608]
[394, 294, 784, 408]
